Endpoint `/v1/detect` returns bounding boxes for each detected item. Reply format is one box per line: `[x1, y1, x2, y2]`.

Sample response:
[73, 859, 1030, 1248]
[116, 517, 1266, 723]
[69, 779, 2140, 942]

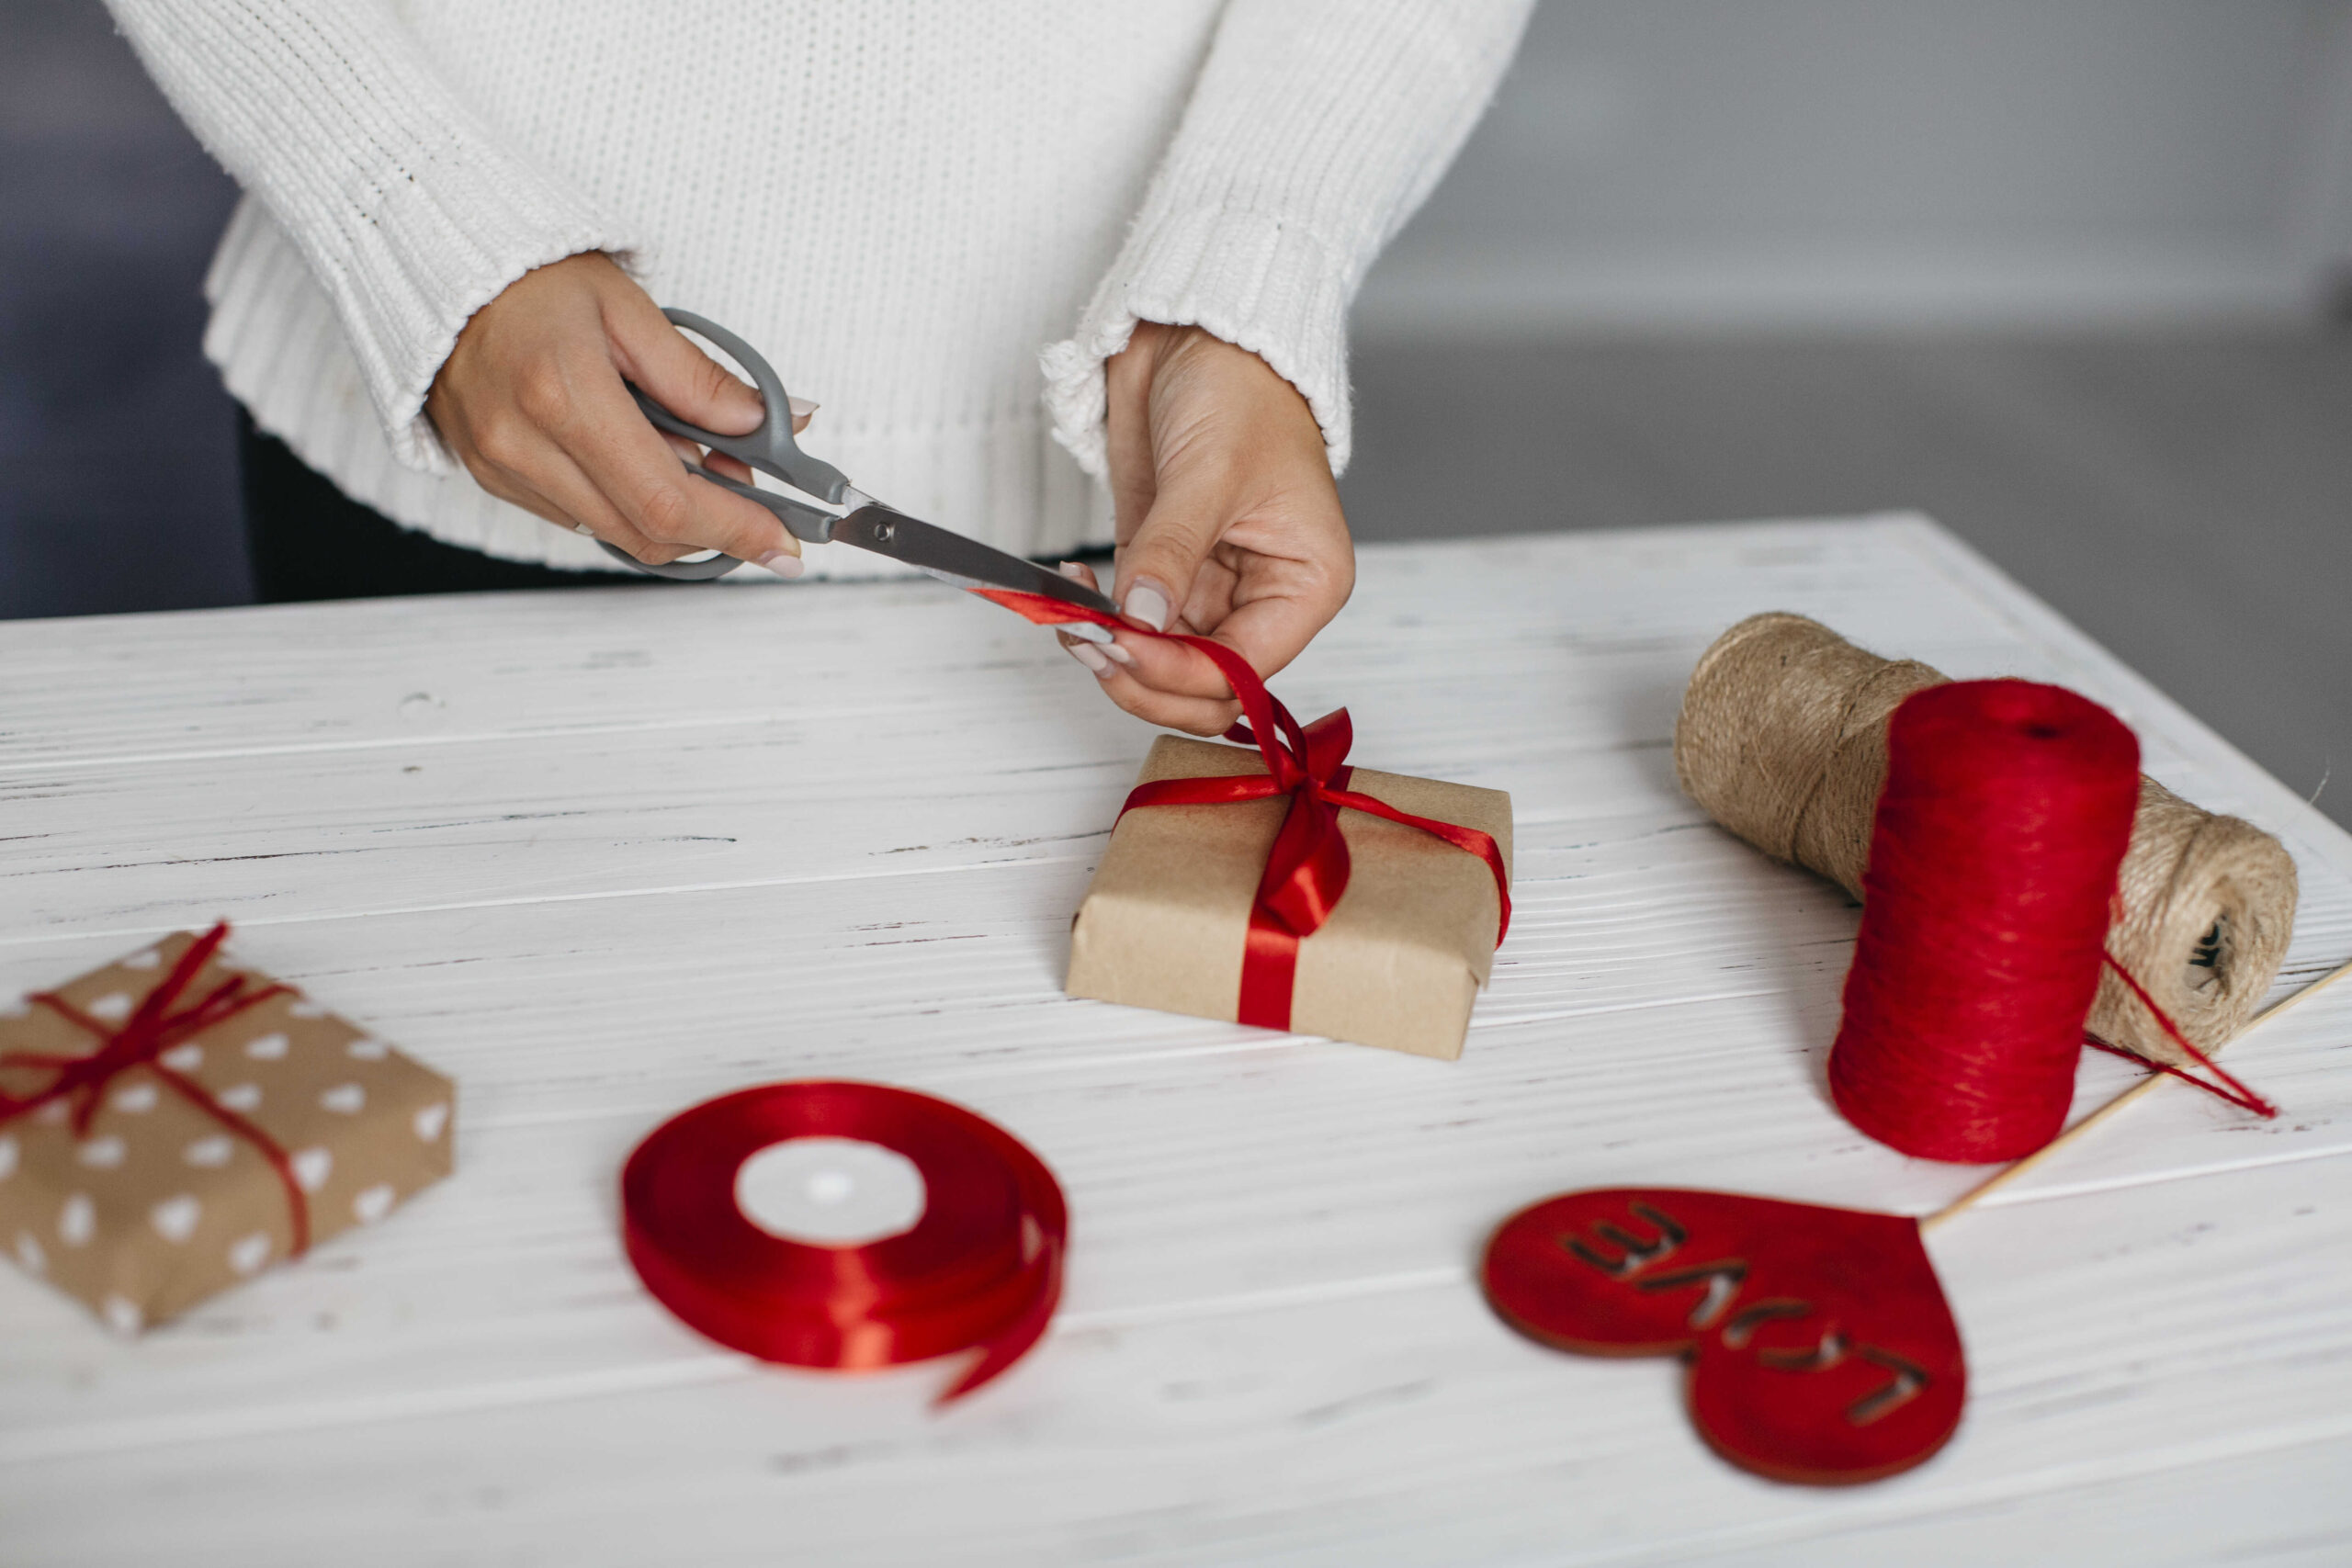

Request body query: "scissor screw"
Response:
[871, 520, 895, 543]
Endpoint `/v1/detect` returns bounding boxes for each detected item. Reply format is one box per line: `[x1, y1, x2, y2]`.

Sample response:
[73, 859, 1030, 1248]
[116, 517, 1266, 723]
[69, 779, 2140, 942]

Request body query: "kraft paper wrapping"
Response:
[0, 931, 455, 1334]
[1067, 736, 1514, 1060]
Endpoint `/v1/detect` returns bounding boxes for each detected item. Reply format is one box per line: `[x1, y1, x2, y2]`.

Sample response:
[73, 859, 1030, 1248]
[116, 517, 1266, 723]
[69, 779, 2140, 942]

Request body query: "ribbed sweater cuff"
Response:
[1042, 205, 1353, 481]
[367, 219, 628, 473]
[284, 159, 634, 474]
[120, 1, 639, 476]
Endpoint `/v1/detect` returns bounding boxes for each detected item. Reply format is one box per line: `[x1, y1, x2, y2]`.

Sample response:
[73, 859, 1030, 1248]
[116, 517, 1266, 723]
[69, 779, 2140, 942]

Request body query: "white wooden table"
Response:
[4, 515, 2349, 1566]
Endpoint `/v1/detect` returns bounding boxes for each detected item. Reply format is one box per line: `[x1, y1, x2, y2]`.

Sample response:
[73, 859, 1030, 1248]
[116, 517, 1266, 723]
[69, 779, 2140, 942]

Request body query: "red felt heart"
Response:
[1483, 1188, 1965, 1484]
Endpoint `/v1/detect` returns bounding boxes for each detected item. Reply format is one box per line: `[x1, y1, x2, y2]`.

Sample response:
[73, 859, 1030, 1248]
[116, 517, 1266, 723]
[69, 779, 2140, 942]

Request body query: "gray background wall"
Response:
[3, 1, 2349, 824]
[1, 0, 243, 618]
[1363, 0, 2352, 334]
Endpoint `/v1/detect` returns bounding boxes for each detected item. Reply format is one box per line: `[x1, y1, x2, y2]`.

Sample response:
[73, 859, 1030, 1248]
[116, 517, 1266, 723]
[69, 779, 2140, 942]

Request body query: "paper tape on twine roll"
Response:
[1673, 612, 2299, 1070]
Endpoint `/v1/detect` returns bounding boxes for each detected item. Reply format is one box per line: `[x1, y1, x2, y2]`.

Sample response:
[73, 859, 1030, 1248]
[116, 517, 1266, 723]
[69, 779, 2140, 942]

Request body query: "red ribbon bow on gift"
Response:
[978, 590, 1512, 1031]
[1, 922, 313, 1254]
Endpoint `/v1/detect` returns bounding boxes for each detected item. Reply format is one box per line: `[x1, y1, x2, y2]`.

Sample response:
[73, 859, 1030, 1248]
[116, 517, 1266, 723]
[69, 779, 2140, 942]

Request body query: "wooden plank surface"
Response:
[2, 515, 2348, 1565]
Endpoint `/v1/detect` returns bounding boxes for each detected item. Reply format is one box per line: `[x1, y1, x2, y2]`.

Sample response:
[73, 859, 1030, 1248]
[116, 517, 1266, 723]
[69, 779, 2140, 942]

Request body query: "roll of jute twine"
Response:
[1673, 612, 2299, 1069]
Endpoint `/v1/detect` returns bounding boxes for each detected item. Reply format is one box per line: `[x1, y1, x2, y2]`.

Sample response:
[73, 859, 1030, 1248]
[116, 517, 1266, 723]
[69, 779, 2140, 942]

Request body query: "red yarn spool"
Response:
[1828, 681, 2141, 1163]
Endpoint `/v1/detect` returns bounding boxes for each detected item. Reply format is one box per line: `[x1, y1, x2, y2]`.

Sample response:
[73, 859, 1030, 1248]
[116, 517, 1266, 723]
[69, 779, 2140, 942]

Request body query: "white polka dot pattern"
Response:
[0, 1134, 16, 1181]
[76, 1136, 126, 1169]
[121, 948, 162, 970]
[244, 1032, 289, 1060]
[413, 1103, 450, 1142]
[291, 1147, 333, 1192]
[347, 1038, 390, 1060]
[112, 1081, 160, 1113]
[321, 1083, 366, 1114]
[59, 1192, 95, 1247]
[184, 1135, 234, 1168]
[151, 1194, 201, 1244]
[217, 1083, 263, 1112]
[227, 1232, 272, 1276]
[86, 992, 134, 1023]
[15, 1232, 45, 1274]
[100, 1294, 143, 1336]
[353, 1184, 397, 1224]
[158, 1043, 202, 1072]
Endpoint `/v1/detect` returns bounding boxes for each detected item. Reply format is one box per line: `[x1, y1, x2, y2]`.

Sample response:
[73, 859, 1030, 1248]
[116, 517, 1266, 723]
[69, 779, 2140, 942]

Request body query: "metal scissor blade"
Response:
[830, 505, 1123, 633]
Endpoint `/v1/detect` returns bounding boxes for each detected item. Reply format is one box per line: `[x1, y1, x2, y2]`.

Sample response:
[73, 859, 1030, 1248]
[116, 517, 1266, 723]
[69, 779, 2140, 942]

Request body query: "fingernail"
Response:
[1123, 581, 1170, 632]
[1057, 560, 1087, 581]
[756, 549, 804, 580]
[1100, 641, 1137, 668]
[787, 396, 819, 421]
[1068, 641, 1112, 676]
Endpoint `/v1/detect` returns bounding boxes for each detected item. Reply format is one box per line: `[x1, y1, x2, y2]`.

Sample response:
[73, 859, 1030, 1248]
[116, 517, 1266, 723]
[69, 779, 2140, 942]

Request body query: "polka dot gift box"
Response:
[0, 925, 453, 1333]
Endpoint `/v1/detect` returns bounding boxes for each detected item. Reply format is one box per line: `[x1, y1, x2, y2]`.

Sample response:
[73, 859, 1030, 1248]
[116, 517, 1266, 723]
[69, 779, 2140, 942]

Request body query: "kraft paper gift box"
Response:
[1066, 734, 1514, 1060]
[0, 927, 454, 1333]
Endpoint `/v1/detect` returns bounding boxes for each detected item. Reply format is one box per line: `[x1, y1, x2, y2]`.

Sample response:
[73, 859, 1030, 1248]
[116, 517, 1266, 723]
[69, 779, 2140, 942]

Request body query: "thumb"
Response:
[605, 289, 765, 437]
[1114, 477, 1222, 633]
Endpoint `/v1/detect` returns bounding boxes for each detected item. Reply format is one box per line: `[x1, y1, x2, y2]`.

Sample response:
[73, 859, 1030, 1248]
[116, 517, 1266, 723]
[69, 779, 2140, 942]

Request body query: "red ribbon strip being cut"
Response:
[0, 921, 311, 1254]
[977, 589, 1512, 1031]
[622, 1081, 1067, 1404]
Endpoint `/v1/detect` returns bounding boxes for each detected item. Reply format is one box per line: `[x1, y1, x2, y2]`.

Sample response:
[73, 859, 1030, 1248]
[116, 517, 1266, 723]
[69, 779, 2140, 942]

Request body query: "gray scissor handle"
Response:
[599, 309, 851, 581]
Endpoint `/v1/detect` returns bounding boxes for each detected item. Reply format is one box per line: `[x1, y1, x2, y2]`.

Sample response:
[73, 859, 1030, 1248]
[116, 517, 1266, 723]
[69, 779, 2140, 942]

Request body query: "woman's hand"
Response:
[424, 253, 810, 573]
[1059, 321, 1354, 734]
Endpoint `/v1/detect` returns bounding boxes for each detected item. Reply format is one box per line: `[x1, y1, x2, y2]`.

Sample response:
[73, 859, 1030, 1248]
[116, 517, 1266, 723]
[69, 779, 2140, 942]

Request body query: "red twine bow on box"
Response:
[0, 922, 311, 1255]
[977, 589, 1511, 1031]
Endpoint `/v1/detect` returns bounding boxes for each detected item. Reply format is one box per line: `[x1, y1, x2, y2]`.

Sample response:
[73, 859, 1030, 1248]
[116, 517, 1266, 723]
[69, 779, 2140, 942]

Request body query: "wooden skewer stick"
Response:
[1917, 952, 2352, 1235]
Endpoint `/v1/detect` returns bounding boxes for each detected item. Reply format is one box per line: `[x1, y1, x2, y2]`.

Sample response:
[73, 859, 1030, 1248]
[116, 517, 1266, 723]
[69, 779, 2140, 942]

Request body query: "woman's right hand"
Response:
[424, 253, 810, 574]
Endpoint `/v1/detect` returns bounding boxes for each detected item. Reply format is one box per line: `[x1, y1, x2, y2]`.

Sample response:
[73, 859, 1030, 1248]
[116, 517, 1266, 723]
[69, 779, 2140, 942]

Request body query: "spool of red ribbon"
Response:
[622, 1080, 1067, 1403]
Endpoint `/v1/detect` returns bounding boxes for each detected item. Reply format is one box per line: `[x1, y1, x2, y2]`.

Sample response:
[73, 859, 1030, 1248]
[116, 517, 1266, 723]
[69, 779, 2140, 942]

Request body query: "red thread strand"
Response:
[1828, 682, 2143, 1163]
[2087, 954, 2278, 1118]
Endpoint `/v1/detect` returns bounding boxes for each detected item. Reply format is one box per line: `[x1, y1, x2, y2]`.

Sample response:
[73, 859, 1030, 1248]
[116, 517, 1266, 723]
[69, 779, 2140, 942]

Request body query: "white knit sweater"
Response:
[110, 1, 1531, 579]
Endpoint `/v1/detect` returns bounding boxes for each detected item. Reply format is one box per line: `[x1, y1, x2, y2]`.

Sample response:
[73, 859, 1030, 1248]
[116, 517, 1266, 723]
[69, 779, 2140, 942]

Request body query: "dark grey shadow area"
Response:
[1341, 330, 2352, 830]
[0, 0, 247, 618]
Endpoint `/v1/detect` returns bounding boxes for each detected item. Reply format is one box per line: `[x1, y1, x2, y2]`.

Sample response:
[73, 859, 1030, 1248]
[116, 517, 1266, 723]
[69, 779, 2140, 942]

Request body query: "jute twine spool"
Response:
[1673, 612, 2299, 1068]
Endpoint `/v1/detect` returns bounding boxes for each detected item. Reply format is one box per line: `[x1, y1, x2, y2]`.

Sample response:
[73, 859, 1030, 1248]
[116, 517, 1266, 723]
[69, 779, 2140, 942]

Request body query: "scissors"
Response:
[605, 310, 1117, 641]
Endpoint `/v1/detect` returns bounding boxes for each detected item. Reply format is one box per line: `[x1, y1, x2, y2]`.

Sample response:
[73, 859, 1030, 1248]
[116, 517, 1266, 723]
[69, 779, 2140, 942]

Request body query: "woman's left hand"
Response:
[1058, 321, 1354, 735]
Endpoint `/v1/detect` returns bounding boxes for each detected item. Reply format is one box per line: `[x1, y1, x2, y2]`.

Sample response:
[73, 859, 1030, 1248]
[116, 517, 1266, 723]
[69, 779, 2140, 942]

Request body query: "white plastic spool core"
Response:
[733, 1136, 927, 1247]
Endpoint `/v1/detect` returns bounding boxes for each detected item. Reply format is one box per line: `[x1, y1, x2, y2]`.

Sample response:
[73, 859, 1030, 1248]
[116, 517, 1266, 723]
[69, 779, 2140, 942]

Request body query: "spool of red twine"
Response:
[1827, 681, 2141, 1162]
[622, 1080, 1066, 1403]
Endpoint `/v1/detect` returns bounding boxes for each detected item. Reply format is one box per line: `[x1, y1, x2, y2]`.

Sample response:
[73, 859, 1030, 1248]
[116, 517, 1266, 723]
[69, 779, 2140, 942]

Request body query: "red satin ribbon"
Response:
[621, 1080, 1067, 1404]
[0, 921, 311, 1254]
[978, 589, 1512, 1030]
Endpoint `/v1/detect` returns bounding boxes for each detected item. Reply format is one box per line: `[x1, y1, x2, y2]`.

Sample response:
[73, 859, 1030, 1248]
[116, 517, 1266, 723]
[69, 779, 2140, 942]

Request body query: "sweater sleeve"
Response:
[106, 1, 638, 472]
[1040, 0, 1532, 481]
